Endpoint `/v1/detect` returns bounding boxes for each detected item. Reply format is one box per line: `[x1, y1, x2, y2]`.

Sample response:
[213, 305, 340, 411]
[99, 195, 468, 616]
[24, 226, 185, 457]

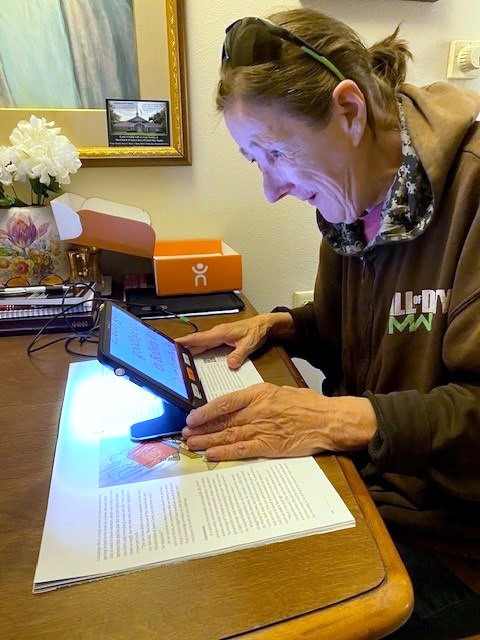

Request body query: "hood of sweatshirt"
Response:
[316, 82, 480, 257]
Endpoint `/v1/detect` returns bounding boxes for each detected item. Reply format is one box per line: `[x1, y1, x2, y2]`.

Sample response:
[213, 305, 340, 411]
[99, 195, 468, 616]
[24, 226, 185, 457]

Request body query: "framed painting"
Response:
[0, 0, 189, 166]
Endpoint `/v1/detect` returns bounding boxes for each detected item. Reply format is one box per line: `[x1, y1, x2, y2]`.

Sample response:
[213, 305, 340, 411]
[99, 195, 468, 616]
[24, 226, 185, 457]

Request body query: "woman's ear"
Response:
[331, 80, 367, 146]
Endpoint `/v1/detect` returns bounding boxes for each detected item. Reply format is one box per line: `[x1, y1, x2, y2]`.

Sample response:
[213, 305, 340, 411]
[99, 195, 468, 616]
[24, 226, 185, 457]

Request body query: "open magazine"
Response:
[33, 349, 355, 592]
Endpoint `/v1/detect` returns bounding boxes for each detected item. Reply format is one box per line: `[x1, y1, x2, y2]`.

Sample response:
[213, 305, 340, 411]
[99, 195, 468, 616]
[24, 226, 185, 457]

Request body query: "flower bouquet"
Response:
[0, 116, 81, 286]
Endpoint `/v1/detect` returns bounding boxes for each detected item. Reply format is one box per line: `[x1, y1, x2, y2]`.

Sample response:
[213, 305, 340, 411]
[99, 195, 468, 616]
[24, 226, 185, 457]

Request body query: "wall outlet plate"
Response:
[447, 40, 480, 79]
[293, 290, 314, 307]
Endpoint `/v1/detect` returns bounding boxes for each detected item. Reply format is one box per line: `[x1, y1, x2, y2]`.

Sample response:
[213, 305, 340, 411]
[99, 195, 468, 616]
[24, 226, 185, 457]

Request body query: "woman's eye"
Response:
[270, 149, 282, 159]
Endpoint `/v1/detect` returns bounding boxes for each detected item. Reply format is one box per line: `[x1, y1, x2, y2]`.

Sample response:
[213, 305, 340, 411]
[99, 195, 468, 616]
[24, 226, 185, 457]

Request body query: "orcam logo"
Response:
[388, 288, 451, 335]
[192, 262, 208, 287]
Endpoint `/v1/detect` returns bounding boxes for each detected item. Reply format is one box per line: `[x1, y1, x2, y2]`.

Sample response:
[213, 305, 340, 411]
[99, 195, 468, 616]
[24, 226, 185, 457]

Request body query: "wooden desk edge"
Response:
[242, 455, 413, 640]
[244, 341, 414, 640]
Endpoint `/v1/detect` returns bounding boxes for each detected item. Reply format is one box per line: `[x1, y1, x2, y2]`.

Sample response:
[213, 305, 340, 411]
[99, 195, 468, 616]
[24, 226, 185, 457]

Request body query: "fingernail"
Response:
[186, 412, 197, 426]
[188, 437, 199, 450]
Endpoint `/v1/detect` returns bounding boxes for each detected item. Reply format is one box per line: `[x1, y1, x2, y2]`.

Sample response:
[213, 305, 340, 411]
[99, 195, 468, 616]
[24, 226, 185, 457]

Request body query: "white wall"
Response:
[67, 0, 480, 389]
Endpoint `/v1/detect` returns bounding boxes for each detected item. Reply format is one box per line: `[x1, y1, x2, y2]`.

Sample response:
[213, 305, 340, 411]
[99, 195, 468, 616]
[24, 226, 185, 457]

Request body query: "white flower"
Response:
[0, 145, 16, 186]
[0, 115, 81, 206]
[8, 115, 81, 185]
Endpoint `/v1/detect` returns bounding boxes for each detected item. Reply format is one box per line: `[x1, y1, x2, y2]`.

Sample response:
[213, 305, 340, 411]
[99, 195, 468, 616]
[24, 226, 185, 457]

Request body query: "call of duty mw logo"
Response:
[388, 288, 451, 334]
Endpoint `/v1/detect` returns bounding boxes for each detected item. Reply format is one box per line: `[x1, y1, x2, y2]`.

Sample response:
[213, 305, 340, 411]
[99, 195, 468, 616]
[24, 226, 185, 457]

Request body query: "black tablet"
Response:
[124, 289, 245, 319]
[97, 301, 207, 413]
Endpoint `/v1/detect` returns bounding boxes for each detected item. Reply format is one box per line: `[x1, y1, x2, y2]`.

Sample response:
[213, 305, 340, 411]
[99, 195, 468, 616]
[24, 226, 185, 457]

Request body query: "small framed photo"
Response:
[106, 99, 170, 147]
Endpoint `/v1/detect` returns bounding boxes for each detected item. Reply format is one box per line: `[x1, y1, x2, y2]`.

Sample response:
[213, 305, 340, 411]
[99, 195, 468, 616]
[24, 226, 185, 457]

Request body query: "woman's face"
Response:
[224, 99, 364, 225]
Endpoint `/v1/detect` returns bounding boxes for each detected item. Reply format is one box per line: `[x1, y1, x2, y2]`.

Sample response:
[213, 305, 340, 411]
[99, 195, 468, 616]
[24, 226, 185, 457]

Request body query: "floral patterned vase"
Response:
[0, 206, 70, 286]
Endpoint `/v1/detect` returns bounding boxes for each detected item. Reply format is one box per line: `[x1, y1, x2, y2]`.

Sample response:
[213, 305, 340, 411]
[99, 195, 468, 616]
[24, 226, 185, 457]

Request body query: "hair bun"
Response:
[369, 27, 413, 89]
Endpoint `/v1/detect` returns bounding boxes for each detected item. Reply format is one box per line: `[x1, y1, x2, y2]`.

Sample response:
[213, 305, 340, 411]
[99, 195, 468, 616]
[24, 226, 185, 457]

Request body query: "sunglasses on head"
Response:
[222, 16, 346, 82]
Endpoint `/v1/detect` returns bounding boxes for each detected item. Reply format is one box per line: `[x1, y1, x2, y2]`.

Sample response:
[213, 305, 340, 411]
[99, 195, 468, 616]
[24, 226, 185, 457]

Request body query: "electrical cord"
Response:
[26, 282, 105, 356]
[125, 303, 199, 333]
[64, 334, 101, 357]
[26, 284, 198, 357]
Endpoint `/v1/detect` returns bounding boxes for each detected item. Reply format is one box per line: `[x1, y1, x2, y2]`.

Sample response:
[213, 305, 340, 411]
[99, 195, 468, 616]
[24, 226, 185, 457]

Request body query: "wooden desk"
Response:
[0, 299, 413, 640]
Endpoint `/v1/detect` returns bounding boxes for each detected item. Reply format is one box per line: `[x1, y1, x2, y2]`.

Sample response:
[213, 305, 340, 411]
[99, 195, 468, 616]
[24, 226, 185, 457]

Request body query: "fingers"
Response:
[175, 326, 227, 354]
[176, 318, 263, 363]
[204, 440, 266, 461]
[183, 406, 248, 438]
[226, 347, 248, 369]
[185, 425, 266, 461]
[186, 385, 263, 428]
[187, 425, 247, 450]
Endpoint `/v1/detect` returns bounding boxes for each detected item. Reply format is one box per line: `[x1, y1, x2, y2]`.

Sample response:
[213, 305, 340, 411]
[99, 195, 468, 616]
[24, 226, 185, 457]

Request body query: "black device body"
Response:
[124, 289, 245, 319]
[129, 409, 189, 441]
[97, 301, 208, 419]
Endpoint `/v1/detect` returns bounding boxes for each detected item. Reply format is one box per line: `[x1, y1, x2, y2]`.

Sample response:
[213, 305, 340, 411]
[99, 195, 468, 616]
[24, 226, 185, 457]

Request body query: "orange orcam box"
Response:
[153, 239, 242, 295]
[50, 195, 242, 296]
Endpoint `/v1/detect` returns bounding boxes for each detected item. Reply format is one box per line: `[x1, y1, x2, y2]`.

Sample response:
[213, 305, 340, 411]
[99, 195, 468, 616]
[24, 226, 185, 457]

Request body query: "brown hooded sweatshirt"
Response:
[286, 82, 480, 591]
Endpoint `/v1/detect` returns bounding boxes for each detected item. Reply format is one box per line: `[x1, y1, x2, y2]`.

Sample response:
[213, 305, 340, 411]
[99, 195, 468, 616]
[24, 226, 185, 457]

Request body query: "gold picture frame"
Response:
[0, 0, 190, 167]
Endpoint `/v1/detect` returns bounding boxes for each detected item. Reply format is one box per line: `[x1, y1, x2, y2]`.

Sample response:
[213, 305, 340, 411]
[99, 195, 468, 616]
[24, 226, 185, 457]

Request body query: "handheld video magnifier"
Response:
[97, 301, 207, 441]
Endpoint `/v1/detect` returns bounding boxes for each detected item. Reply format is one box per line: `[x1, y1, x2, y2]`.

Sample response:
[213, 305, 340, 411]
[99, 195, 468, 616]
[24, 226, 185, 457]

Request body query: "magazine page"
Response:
[34, 358, 354, 592]
[194, 346, 263, 400]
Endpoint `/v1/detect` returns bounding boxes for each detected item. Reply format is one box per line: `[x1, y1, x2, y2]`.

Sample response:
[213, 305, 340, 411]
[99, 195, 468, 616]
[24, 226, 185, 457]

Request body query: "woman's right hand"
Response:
[176, 312, 295, 369]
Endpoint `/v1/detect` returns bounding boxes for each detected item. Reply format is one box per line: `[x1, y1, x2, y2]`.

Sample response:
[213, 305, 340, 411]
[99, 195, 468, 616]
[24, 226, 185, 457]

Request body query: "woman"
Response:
[178, 10, 480, 639]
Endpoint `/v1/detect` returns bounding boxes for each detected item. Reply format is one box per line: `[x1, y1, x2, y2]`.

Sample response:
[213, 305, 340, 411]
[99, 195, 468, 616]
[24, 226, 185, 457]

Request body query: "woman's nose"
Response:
[262, 171, 294, 203]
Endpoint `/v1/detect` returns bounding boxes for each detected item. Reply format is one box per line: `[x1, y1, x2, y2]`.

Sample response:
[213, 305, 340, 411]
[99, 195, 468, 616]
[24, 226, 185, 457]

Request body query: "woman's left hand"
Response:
[182, 383, 378, 461]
